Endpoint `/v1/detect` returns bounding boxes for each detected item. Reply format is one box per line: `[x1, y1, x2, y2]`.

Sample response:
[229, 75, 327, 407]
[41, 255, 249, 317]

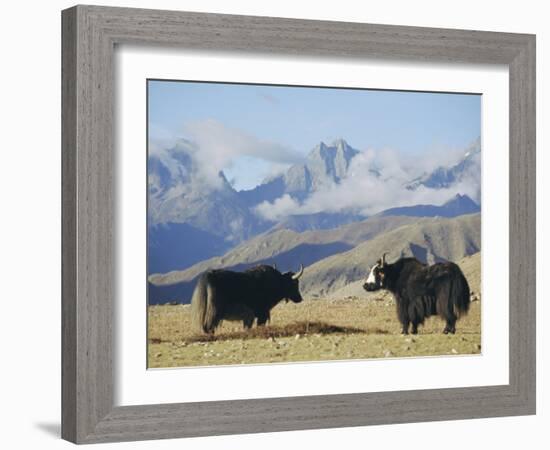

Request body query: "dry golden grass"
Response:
[148, 296, 481, 368]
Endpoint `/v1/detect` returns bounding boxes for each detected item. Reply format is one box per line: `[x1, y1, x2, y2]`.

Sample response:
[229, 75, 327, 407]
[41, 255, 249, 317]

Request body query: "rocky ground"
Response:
[148, 294, 481, 368]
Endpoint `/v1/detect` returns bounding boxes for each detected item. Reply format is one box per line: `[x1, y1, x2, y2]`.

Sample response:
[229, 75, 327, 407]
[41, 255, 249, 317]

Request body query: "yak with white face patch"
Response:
[365, 264, 379, 285]
[362, 254, 471, 334]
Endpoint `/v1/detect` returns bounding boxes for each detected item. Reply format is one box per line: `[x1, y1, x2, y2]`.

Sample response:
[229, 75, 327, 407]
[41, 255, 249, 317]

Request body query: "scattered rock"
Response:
[295, 334, 301, 340]
[451, 348, 458, 354]
[155, 352, 162, 358]
[470, 292, 481, 302]
[384, 350, 393, 358]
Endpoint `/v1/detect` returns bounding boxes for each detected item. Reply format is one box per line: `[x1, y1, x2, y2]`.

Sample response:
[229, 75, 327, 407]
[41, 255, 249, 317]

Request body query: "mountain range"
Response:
[377, 193, 480, 218]
[148, 137, 481, 275]
[405, 138, 481, 193]
[239, 139, 363, 205]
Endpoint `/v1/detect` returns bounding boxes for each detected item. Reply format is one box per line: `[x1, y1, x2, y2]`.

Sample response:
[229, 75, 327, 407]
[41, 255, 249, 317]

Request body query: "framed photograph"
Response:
[62, 5, 536, 444]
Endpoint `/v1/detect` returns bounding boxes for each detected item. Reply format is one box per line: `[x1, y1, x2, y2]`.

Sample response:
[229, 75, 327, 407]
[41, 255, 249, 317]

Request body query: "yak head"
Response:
[363, 253, 388, 292]
[281, 264, 304, 303]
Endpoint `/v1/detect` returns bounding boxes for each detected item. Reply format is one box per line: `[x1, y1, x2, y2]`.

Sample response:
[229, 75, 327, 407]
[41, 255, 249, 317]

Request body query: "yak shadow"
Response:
[177, 321, 388, 343]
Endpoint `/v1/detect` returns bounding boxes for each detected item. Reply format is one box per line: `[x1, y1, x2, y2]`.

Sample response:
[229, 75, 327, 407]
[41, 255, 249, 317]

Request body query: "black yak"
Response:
[191, 264, 304, 334]
[363, 253, 470, 334]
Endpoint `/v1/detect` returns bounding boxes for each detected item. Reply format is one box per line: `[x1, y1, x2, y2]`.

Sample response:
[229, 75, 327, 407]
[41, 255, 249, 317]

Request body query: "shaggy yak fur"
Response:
[191, 264, 304, 334]
[363, 255, 470, 334]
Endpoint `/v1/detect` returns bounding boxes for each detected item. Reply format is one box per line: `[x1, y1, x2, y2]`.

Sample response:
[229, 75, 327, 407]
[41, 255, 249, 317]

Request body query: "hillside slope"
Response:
[299, 213, 480, 298]
[149, 215, 421, 282]
[149, 213, 480, 304]
[148, 215, 422, 304]
[377, 193, 479, 218]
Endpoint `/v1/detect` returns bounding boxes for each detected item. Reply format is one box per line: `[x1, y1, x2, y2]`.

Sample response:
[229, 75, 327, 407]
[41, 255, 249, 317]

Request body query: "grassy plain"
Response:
[147, 294, 481, 368]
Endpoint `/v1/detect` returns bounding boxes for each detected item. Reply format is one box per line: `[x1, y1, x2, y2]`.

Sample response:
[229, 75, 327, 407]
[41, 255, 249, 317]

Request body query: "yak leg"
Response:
[256, 311, 270, 326]
[443, 301, 457, 334]
[398, 300, 411, 335]
[411, 322, 419, 334]
[443, 308, 457, 334]
[400, 311, 410, 334]
[242, 314, 254, 330]
[204, 316, 220, 334]
[438, 283, 458, 334]
[240, 307, 255, 329]
[443, 319, 456, 334]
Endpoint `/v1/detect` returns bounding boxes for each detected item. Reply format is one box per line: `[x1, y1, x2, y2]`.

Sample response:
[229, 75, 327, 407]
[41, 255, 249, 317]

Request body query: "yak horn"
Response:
[381, 252, 388, 266]
[292, 264, 304, 280]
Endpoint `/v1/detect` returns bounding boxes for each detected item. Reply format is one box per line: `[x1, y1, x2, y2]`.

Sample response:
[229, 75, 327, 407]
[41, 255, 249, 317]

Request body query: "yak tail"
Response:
[451, 270, 471, 318]
[191, 274, 218, 333]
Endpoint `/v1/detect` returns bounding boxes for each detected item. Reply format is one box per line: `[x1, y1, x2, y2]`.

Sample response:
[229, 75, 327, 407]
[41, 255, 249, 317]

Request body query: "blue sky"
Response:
[148, 80, 481, 190]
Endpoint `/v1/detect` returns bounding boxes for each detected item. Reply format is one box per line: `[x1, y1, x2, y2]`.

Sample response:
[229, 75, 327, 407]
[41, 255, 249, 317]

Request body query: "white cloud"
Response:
[254, 143, 480, 221]
[254, 194, 301, 222]
[182, 119, 301, 189]
[148, 140, 189, 181]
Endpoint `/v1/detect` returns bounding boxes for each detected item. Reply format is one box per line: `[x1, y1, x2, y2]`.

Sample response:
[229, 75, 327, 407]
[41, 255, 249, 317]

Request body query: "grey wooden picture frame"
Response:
[61, 4, 536, 444]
